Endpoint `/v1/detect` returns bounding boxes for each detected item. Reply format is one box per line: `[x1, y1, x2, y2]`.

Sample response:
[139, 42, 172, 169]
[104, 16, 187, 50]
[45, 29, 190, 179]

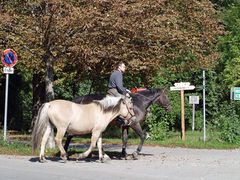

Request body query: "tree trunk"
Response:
[45, 56, 54, 102]
[45, 54, 55, 148]
[30, 72, 45, 132]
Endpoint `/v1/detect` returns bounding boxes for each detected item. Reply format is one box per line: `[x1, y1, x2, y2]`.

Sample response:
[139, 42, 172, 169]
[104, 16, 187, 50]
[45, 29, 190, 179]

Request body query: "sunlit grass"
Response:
[0, 140, 32, 155]
[71, 130, 239, 149]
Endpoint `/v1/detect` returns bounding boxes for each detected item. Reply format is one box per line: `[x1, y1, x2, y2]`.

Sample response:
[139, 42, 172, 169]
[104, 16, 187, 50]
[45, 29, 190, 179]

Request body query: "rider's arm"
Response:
[115, 72, 127, 95]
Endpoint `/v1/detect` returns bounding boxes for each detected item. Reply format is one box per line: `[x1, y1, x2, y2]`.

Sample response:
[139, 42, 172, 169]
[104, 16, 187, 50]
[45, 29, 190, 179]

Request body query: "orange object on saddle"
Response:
[131, 87, 147, 93]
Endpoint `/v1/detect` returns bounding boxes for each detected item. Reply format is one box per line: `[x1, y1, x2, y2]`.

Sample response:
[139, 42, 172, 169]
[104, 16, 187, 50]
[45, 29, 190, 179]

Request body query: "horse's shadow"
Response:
[29, 156, 66, 163]
[29, 149, 153, 163]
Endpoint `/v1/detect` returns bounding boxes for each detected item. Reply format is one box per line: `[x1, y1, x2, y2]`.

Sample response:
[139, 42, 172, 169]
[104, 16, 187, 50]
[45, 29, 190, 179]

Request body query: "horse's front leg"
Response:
[121, 126, 129, 159]
[130, 122, 146, 160]
[97, 136, 110, 163]
[77, 131, 100, 161]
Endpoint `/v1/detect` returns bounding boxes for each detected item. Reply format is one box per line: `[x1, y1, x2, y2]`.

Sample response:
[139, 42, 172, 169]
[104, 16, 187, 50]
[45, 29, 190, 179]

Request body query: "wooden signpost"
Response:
[170, 82, 195, 140]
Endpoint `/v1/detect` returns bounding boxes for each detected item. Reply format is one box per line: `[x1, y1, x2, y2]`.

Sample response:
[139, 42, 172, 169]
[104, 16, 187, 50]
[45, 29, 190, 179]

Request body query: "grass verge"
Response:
[0, 130, 239, 156]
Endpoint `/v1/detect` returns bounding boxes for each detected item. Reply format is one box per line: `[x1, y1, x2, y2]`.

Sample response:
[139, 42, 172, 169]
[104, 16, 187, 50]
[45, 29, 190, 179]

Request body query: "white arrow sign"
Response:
[174, 82, 190, 87]
[170, 85, 195, 91]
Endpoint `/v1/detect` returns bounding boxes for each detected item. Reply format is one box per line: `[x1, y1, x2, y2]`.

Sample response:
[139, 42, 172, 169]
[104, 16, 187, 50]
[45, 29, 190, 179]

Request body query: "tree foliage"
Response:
[210, 0, 239, 8]
[0, 0, 225, 131]
[0, 0, 223, 81]
[64, 0, 224, 75]
[217, 4, 240, 88]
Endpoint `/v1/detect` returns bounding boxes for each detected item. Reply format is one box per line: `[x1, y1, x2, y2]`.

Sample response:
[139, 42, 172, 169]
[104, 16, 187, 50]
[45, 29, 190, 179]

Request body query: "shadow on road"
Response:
[29, 144, 153, 163]
[29, 150, 153, 163]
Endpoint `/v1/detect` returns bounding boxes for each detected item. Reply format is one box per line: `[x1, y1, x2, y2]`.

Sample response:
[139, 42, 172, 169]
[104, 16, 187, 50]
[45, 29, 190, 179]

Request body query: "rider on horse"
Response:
[108, 62, 130, 97]
[107, 62, 136, 125]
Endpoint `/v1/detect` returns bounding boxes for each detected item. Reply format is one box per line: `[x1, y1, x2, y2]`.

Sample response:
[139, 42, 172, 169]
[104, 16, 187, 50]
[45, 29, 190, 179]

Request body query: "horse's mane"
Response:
[133, 88, 162, 96]
[73, 94, 103, 104]
[93, 96, 122, 113]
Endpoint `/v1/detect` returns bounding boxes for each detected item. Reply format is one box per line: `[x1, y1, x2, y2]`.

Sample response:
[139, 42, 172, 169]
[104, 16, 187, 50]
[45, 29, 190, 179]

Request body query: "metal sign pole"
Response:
[203, 70, 206, 142]
[192, 104, 195, 131]
[3, 73, 9, 141]
[1, 49, 17, 142]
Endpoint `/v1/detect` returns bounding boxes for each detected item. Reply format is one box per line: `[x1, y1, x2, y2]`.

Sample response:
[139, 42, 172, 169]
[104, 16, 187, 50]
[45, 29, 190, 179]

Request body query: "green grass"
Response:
[0, 130, 239, 156]
[69, 130, 239, 149]
[147, 131, 239, 149]
[0, 140, 32, 155]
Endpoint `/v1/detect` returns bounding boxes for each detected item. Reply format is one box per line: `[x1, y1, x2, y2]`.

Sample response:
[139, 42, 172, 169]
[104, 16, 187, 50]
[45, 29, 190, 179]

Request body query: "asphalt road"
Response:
[0, 145, 239, 180]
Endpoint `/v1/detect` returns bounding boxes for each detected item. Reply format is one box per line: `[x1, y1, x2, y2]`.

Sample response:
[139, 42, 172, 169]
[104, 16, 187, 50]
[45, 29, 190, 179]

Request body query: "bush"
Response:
[148, 120, 169, 141]
[146, 105, 170, 141]
[213, 102, 240, 144]
[189, 110, 203, 131]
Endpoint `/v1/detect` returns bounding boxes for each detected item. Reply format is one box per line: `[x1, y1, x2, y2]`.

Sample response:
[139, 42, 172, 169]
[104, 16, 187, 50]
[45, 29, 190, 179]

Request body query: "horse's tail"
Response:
[32, 103, 51, 153]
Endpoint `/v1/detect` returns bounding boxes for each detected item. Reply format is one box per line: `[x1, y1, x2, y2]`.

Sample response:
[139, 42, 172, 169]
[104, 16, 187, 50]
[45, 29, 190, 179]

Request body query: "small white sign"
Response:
[170, 85, 195, 91]
[189, 96, 199, 104]
[170, 82, 195, 91]
[174, 82, 190, 87]
[3, 67, 14, 74]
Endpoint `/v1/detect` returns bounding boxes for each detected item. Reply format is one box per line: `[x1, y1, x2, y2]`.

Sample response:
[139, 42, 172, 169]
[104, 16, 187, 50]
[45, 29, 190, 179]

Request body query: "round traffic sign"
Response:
[1, 49, 17, 67]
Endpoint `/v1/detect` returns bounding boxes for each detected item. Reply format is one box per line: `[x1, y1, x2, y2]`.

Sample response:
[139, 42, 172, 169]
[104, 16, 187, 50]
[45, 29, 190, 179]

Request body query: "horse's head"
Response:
[120, 96, 135, 121]
[154, 88, 172, 112]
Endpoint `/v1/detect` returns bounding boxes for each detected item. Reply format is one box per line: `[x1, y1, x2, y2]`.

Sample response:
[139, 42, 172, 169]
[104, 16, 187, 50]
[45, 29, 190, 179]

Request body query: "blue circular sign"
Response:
[1, 49, 17, 67]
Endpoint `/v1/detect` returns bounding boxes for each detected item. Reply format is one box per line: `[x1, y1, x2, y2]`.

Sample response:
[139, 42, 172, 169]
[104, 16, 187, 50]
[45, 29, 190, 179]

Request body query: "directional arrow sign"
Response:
[174, 82, 190, 87]
[170, 85, 195, 91]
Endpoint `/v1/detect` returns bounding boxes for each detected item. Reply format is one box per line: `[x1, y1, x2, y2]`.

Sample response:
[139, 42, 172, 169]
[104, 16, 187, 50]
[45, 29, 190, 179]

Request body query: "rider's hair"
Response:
[115, 62, 125, 70]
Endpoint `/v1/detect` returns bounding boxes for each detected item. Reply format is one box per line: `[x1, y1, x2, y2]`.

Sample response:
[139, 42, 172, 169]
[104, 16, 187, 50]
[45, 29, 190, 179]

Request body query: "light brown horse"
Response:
[32, 96, 134, 163]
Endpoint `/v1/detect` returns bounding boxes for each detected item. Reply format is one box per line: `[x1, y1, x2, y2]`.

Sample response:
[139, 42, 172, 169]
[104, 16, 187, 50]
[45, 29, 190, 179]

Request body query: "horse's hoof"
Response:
[61, 158, 67, 163]
[97, 158, 105, 163]
[132, 151, 139, 160]
[61, 156, 67, 163]
[103, 154, 111, 161]
[39, 157, 47, 163]
[78, 153, 85, 159]
[120, 154, 128, 160]
[97, 157, 109, 163]
[121, 151, 128, 160]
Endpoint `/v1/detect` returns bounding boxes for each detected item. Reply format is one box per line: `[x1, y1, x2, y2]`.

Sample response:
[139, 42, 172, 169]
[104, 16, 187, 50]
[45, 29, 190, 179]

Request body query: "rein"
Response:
[122, 98, 135, 119]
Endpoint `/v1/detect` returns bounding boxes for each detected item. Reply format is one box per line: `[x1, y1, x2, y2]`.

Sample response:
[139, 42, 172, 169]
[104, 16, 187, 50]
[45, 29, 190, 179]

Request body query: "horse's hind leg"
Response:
[131, 122, 146, 159]
[64, 134, 74, 152]
[55, 129, 67, 162]
[121, 126, 129, 159]
[39, 124, 52, 163]
[97, 136, 103, 162]
[77, 131, 100, 161]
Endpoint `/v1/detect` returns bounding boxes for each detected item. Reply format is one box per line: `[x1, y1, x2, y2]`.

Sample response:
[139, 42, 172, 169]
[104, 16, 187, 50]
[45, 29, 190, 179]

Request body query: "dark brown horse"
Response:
[64, 88, 171, 159]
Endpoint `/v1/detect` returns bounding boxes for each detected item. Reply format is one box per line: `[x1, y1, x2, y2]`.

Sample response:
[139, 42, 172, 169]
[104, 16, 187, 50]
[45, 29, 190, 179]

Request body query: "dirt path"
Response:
[0, 145, 239, 180]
